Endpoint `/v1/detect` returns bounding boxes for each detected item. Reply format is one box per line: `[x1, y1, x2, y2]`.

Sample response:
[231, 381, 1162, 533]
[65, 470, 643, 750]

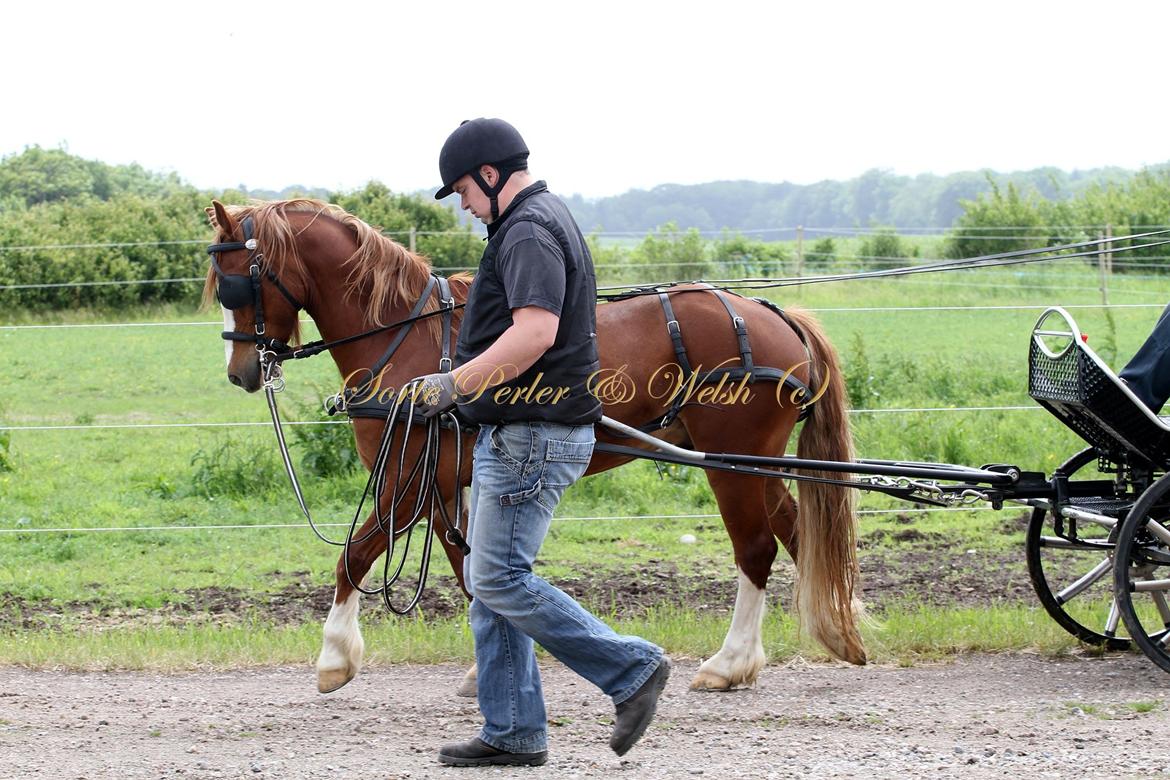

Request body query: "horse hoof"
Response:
[689, 671, 733, 691]
[317, 668, 355, 694]
[456, 676, 477, 698]
[456, 664, 477, 697]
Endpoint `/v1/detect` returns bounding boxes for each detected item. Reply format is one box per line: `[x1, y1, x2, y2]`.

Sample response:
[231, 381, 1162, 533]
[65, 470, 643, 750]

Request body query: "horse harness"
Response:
[646, 286, 816, 431]
[205, 224, 817, 610]
[207, 215, 305, 357]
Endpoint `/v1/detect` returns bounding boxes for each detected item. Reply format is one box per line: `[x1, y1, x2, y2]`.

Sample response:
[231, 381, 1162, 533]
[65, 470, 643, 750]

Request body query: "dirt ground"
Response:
[9, 514, 1166, 779]
[4, 655, 1170, 780]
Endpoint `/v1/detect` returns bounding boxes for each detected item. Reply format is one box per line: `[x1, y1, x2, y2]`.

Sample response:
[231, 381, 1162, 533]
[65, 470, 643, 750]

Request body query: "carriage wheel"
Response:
[1113, 471, 1170, 673]
[1026, 447, 1131, 649]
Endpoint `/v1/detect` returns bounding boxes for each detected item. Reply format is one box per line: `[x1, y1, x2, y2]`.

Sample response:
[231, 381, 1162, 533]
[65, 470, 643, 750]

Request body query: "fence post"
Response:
[795, 225, 804, 278]
[409, 227, 417, 254]
[1097, 227, 1110, 307]
[1105, 222, 1113, 276]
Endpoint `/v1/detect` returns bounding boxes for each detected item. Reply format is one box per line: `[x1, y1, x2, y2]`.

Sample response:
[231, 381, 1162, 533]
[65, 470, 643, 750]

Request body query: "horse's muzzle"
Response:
[227, 359, 262, 393]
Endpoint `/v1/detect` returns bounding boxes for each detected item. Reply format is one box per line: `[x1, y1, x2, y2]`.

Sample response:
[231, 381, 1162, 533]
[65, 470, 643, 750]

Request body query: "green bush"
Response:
[843, 332, 879, 408]
[856, 228, 916, 270]
[0, 151, 487, 313]
[631, 222, 710, 279]
[188, 438, 284, 499]
[710, 232, 788, 277]
[0, 429, 11, 473]
[808, 237, 836, 268]
[289, 395, 361, 479]
[945, 179, 1077, 259]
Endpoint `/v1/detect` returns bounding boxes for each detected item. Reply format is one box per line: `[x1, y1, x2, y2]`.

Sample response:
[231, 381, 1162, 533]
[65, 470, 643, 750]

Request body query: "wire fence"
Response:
[2, 240, 1165, 292]
[4, 262, 1167, 293]
[1, 302, 1164, 332]
[2, 224, 1168, 252]
[0, 406, 1045, 433]
[0, 506, 982, 536]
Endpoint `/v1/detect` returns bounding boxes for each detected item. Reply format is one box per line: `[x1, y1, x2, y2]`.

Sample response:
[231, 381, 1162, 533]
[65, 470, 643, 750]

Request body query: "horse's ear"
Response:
[209, 200, 237, 235]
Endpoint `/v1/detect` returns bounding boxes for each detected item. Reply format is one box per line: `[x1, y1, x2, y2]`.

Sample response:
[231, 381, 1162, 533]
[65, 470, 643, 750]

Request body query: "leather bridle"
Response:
[207, 214, 305, 357]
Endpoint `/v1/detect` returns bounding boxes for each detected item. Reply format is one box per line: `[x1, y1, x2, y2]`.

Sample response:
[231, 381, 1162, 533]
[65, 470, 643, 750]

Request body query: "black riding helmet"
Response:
[435, 118, 529, 221]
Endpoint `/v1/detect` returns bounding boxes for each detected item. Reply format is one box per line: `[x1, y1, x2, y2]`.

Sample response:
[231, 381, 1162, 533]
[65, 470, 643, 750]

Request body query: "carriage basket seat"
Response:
[1028, 306, 1170, 469]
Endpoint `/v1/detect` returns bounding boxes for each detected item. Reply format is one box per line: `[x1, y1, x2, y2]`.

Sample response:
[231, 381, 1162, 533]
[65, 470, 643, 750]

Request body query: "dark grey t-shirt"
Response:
[454, 183, 602, 425]
[496, 221, 567, 315]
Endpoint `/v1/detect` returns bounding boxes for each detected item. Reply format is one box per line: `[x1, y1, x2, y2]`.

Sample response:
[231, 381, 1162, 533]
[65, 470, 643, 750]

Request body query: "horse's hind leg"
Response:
[432, 491, 478, 698]
[691, 471, 780, 691]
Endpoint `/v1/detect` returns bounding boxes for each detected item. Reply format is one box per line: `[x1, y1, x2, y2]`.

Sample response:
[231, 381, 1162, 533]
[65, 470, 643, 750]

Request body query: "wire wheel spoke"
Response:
[1152, 591, 1170, 627]
[1055, 556, 1113, 604]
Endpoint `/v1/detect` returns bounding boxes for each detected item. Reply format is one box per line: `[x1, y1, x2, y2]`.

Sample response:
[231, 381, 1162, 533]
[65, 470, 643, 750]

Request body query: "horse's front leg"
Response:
[316, 512, 384, 693]
[317, 418, 407, 693]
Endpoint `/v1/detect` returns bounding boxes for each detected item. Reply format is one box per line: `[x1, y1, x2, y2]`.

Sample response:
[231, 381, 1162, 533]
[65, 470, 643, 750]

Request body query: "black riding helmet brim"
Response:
[434, 118, 529, 200]
[434, 154, 530, 200]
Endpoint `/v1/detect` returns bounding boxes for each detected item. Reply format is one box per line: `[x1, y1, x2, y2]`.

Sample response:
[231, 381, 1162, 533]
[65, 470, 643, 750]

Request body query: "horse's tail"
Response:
[781, 307, 866, 665]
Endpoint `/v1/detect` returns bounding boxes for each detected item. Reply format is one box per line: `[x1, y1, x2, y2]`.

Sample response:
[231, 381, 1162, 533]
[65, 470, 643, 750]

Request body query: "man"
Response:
[411, 118, 670, 768]
[1120, 301, 1170, 415]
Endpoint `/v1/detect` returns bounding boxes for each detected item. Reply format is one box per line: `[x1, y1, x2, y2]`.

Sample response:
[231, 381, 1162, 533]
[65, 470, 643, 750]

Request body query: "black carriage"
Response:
[1025, 306, 1170, 671]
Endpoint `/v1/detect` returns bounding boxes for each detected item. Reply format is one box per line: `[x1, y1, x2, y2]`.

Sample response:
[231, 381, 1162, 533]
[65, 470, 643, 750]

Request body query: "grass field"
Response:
[0, 250, 1166, 668]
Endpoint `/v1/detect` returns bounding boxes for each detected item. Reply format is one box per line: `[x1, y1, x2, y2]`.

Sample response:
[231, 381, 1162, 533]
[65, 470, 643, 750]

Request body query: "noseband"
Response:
[207, 215, 305, 356]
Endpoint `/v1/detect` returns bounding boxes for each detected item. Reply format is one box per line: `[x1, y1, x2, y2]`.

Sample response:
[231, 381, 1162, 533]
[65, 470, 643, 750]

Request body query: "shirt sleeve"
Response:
[496, 221, 566, 316]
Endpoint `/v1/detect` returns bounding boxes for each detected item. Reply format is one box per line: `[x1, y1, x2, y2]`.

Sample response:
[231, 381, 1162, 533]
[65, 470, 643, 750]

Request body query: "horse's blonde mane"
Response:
[205, 199, 469, 345]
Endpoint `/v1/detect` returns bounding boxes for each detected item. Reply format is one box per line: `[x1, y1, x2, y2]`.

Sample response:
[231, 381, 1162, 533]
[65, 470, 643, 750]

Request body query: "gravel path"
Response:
[3, 655, 1170, 779]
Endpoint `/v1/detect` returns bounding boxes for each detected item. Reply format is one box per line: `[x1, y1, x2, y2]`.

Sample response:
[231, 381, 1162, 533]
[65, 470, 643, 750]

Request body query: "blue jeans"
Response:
[1120, 301, 1170, 414]
[464, 421, 664, 753]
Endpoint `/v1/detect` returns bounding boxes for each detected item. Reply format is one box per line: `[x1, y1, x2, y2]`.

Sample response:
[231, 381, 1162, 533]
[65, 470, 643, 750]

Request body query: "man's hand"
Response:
[410, 372, 458, 418]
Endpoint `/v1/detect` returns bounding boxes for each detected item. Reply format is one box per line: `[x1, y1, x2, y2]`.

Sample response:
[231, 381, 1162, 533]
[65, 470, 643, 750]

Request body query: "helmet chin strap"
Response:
[470, 166, 519, 221]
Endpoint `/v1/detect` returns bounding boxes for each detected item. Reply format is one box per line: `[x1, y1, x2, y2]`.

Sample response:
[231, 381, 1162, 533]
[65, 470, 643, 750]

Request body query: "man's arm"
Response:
[451, 306, 559, 397]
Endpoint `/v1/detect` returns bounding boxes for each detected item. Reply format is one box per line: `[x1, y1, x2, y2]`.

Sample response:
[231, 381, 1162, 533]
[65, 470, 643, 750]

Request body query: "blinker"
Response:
[217, 273, 254, 310]
[208, 254, 255, 311]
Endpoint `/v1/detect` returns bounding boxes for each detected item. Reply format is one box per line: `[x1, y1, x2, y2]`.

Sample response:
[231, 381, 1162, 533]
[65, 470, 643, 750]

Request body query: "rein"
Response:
[259, 345, 470, 614]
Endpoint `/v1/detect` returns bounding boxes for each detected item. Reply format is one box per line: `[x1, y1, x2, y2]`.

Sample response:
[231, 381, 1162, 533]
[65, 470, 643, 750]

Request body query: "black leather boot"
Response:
[437, 737, 548, 767]
[610, 656, 672, 756]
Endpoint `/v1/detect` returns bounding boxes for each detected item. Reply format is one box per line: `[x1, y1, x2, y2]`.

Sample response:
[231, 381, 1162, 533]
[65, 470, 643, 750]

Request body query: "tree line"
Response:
[1, 146, 1168, 311]
[563, 165, 1164, 236]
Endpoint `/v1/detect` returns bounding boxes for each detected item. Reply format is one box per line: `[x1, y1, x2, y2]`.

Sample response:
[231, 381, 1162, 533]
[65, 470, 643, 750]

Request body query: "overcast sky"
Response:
[4, 1, 1168, 199]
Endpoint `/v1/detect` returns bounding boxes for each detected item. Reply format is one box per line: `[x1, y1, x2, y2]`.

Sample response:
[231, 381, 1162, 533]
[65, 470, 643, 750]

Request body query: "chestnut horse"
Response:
[203, 199, 865, 695]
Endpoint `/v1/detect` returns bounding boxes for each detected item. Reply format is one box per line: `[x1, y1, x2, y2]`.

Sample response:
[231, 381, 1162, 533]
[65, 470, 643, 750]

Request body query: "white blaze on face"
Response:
[221, 305, 235, 368]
